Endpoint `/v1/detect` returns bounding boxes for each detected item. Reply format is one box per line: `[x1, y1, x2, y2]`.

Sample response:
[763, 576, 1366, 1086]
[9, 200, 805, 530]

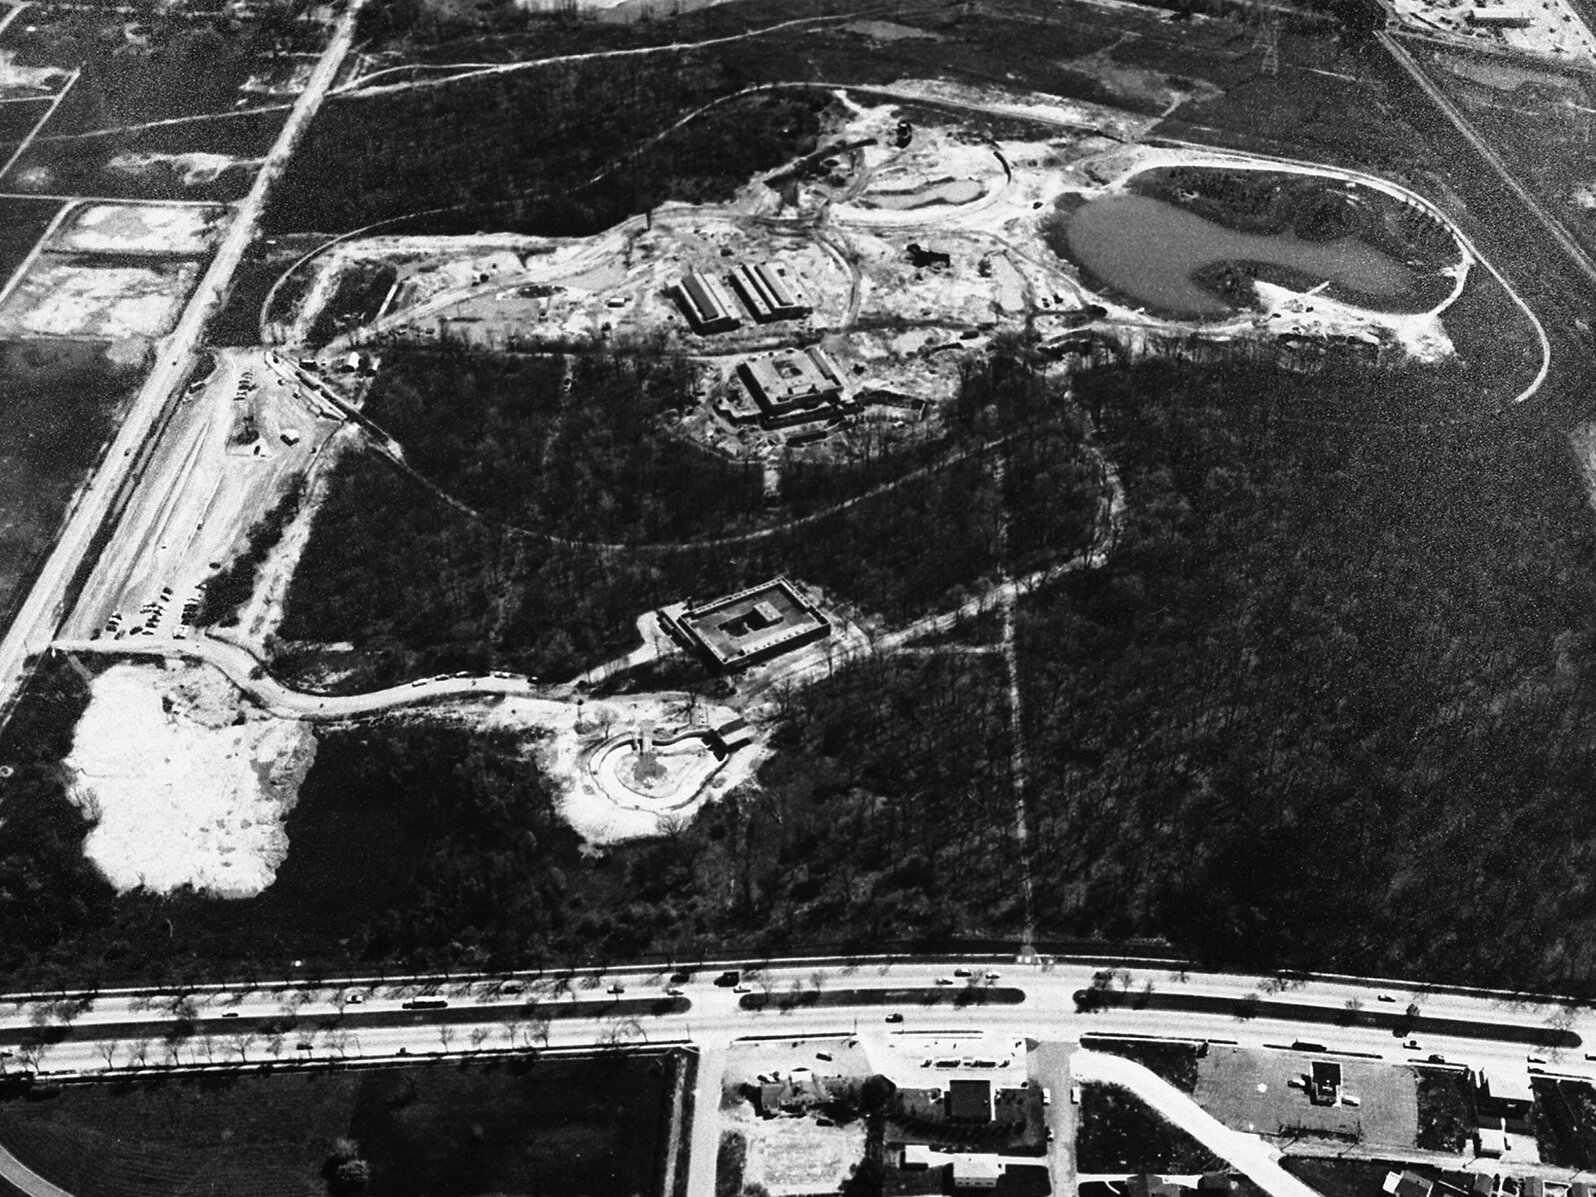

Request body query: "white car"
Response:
[934, 977, 954, 986]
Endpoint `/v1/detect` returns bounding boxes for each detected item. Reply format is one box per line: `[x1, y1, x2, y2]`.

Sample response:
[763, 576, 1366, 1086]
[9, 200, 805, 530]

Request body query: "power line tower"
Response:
[1252, 6, 1281, 75]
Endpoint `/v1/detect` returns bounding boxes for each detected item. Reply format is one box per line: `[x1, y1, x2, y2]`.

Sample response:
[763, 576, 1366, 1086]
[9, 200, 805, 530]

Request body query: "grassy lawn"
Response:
[0, 1052, 680, 1197]
[1082, 1037, 1200, 1093]
[1075, 1082, 1224, 1173]
[1415, 1068, 1472, 1154]
[0, 341, 141, 638]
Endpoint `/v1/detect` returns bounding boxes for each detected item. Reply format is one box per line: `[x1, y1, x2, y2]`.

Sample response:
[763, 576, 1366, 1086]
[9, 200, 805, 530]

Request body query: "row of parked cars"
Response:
[101, 581, 205, 640]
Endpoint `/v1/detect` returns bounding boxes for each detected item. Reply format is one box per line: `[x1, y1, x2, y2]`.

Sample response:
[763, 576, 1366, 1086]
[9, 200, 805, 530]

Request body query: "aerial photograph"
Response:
[3, 0, 1596, 1190]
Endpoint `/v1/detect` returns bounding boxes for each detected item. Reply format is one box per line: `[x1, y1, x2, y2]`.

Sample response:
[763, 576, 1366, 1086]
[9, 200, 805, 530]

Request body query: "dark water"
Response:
[1065, 192, 1415, 316]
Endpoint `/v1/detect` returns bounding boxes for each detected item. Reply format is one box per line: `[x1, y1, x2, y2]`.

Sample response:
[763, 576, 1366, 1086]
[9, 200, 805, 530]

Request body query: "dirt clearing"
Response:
[0, 258, 197, 338]
[53, 202, 228, 257]
[63, 660, 317, 898]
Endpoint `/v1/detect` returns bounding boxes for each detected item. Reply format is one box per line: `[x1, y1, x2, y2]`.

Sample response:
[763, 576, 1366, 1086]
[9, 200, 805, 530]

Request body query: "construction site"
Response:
[269, 85, 1478, 473]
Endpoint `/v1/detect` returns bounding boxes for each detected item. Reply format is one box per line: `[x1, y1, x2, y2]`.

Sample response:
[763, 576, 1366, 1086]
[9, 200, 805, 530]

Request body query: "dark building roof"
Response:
[948, 1078, 993, 1123]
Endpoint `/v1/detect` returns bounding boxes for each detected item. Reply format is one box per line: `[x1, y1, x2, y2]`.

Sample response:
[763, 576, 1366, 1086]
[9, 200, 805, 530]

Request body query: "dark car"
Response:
[885, 1013, 904, 1024]
[715, 971, 741, 987]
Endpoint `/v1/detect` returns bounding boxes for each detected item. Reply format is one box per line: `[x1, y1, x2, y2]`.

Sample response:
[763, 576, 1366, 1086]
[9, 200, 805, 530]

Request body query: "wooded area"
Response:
[274, 343, 1097, 686]
[264, 56, 830, 236]
[1019, 357, 1596, 991]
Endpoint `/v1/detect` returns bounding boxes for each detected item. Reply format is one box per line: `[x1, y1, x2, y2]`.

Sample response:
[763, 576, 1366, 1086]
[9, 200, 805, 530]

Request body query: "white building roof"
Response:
[952, 1154, 1002, 1181]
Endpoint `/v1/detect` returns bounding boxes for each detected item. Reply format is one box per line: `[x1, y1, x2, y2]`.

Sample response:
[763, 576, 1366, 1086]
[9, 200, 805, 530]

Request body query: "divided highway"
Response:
[4, 959, 1592, 1082]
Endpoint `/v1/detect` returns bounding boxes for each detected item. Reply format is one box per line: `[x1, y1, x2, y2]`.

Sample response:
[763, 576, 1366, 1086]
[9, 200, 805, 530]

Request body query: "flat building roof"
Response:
[660, 577, 830, 670]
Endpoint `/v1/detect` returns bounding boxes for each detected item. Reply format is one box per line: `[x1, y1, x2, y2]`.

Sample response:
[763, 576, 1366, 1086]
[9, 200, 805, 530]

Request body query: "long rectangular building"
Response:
[728, 262, 812, 323]
[675, 270, 740, 334]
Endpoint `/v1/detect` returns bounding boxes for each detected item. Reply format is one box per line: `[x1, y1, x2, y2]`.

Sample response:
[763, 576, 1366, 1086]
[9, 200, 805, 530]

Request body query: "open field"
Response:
[1076, 1082, 1225, 1172]
[7, 107, 284, 202]
[0, 258, 198, 339]
[0, 341, 140, 638]
[0, 196, 61, 285]
[0, 96, 49, 142]
[53, 203, 228, 257]
[1194, 1046, 1418, 1147]
[0, 1051, 679, 1197]
[1, 10, 327, 129]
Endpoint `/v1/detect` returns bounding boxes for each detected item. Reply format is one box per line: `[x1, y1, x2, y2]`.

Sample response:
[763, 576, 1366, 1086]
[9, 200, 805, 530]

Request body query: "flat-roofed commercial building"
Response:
[728, 262, 812, 323]
[659, 577, 830, 671]
[674, 270, 741, 333]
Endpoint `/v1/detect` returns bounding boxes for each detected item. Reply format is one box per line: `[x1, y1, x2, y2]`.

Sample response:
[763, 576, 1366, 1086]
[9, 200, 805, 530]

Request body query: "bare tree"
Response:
[438, 1025, 455, 1053]
[97, 1042, 116, 1070]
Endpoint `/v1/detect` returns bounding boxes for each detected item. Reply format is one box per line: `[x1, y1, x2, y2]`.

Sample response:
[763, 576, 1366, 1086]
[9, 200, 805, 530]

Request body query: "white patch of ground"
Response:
[721, 1099, 868, 1197]
[0, 258, 196, 339]
[107, 151, 262, 187]
[54, 202, 227, 256]
[64, 661, 317, 898]
[1391, 0, 1596, 62]
[476, 692, 766, 844]
[1251, 281, 1455, 364]
[841, 19, 946, 41]
[864, 77, 1156, 142]
[0, 50, 68, 93]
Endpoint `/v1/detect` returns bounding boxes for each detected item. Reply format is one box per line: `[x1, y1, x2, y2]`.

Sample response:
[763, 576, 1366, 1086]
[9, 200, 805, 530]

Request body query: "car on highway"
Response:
[221, 1011, 238, 1018]
[732, 984, 751, 994]
[985, 971, 1001, 982]
[885, 1013, 904, 1023]
[607, 983, 624, 994]
[1403, 1039, 1421, 1049]
[664, 987, 683, 997]
[346, 994, 364, 1004]
[715, 971, 741, 987]
[1377, 994, 1395, 1002]
[1529, 1054, 1547, 1064]
[934, 977, 954, 986]
[296, 1042, 313, 1051]
[1427, 1054, 1446, 1064]
[954, 968, 973, 977]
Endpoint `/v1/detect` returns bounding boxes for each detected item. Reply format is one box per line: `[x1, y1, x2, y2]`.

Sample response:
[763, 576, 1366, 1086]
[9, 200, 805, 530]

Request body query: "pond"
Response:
[1063, 192, 1416, 317]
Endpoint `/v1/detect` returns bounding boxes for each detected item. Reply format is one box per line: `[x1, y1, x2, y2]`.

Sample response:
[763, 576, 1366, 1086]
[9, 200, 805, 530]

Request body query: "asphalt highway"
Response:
[5, 959, 1594, 1083]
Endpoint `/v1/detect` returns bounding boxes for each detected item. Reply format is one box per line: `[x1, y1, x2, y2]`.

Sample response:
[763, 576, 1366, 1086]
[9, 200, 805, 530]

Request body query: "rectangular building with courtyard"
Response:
[658, 577, 831, 671]
[737, 347, 845, 428]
